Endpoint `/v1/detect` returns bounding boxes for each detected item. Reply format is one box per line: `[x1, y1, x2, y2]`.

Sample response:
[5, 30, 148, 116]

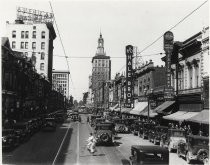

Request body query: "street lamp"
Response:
[144, 88, 149, 123]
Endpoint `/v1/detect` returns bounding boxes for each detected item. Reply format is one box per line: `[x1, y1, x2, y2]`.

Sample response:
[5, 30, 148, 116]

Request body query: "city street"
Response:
[3, 114, 192, 165]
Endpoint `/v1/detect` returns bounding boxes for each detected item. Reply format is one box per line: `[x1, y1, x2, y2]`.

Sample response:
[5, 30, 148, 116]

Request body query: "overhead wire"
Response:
[115, 0, 208, 74]
[49, 1, 77, 99]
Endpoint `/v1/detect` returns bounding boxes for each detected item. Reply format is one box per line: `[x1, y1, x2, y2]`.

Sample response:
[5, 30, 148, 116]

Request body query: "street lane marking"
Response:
[52, 120, 72, 165]
[76, 122, 80, 165]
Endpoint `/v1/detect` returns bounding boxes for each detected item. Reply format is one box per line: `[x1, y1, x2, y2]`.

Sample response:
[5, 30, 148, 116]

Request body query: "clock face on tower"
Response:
[164, 31, 173, 41]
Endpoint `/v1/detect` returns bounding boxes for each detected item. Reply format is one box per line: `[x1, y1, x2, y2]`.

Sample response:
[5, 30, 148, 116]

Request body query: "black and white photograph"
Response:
[0, 0, 209, 165]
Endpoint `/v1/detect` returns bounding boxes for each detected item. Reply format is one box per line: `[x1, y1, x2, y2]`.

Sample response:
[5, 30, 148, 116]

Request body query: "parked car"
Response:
[177, 135, 209, 164]
[2, 129, 19, 150]
[95, 118, 106, 126]
[124, 118, 136, 133]
[149, 126, 168, 145]
[138, 123, 151, 139]
[95, 123, 115, 145]
[160, 128, 186, 152]
[90, 115, 102, 127]
[132, 120, 145, 136]
[55, 113, 65, 123]
[42, 118, 56, 131]
[113, 118, 129, 133]
[129, 145, 169, 165]
[14, 122, 31, 142]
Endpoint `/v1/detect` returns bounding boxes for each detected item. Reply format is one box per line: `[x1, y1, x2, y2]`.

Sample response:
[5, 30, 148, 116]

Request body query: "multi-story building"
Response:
[91, 33, 111, 108]
[6, 19, 56, 82]
[52, 70, 70, 98]
[86, 75, 93, 106]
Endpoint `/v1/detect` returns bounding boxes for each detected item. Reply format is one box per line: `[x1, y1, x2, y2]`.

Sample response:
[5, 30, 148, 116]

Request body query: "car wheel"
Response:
[186, 152, 192, 164]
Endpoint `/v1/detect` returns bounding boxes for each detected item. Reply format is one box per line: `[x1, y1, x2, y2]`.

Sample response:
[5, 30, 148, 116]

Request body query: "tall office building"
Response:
[52, 70, 70, 98]
[91, 33, 111, 105]
[6, 7, 56, 82]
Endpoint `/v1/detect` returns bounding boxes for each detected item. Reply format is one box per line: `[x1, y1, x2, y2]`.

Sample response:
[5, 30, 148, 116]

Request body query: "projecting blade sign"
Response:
[125, 45, 133, 108]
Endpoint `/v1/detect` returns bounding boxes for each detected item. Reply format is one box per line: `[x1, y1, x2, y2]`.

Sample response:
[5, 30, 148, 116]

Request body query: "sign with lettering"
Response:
[17, 7, 54, 24]
[125, 45, 133, 108]
[164, 31, 174, 88]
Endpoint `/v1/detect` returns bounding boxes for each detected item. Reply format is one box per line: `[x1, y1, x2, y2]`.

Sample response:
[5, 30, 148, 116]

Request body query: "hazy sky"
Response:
[0, 0, 209, 101]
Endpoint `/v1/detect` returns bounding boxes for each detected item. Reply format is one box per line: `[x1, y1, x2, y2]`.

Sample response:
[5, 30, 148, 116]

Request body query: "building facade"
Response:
[52, 70, 70, 98]
[6, 20, 56, 82]
[91, 33, 111, 108]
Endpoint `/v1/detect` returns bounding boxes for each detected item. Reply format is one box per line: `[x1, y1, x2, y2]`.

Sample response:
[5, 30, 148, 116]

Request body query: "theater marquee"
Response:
[125, 45, 133, 108]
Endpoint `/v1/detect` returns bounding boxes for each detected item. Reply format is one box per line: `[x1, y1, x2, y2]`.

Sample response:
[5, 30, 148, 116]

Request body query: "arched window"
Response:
[40, 63, 44, 70]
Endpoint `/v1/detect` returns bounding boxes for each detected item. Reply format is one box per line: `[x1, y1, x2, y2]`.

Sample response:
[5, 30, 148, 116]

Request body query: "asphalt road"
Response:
[2, 114, 201, 165]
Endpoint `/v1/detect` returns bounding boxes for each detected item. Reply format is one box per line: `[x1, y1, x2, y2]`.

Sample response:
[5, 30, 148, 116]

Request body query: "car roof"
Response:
[188, 135, 209, 140]
[131, 145, 169, 153]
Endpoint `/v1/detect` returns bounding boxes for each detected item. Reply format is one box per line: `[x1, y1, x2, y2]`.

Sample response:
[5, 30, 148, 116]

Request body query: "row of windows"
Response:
[12, 30, 46, 39]
[22, 52, 45, 60]
[12, 41, 45, 50]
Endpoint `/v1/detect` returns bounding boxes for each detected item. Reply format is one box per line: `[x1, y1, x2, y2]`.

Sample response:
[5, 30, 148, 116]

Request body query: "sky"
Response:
[0, 0, 209, 101]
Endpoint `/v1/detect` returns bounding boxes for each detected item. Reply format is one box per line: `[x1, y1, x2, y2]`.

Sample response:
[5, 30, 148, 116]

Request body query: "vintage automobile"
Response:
[90, 115, 102, 127]
[95, 118, 106, 126]
[55, 112, 65, 123]
[149, 126, 168, 145]
[132, 120, 144, 136]
[177, 135, 209, 164]
[113, 118, 129, 133]
[129, 145, 169, 165]
[14, 122, 31, 142]
[95, 123, 115, 145]
[70, 112, 81, 122]
[42, 118, 56, 131]
[124, 118, 136, 133]
[2, 129, 19, 150]
[138, 123, 151, 139]
[160, 128, 186, 152]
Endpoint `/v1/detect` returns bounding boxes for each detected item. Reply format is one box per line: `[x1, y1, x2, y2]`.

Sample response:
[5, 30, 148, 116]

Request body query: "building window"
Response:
[32, 31, 36, 38]
[21, 31, 24, 38]
[41, 42, 45, 50]
[33, 26, 36, 30]
[12, 31, 16, 38]
[25, 42, 28, 49]
[195, 65, 199, 88]
[40, 63, 44, 70]
[25, 52, 28, 56]
[188, 66, 193, 88]
[41, 31, 45, 39]
[41, 52, 45, 60]
[25, 31, 29, 38]
[12, 41, 16, 49]
[32, 42, 36, 49]
[20, 42, 24, 49]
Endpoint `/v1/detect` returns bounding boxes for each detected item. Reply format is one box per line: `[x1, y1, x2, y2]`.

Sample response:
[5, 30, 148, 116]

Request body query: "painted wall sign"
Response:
[125, 45, 133, 108]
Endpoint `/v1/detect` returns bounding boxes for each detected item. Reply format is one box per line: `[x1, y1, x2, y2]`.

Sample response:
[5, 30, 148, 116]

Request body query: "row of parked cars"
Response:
[88, 114, 209, 165]
[2, 112, 67, 151]
[130, 119, 209, 165]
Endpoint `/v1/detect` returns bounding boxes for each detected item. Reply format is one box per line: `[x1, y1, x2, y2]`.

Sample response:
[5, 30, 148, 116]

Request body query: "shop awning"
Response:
[186, 110, 209, 124]
[155, 101, 175, 114]
[163, 111, 199, 121]
[140, 110, 157, 118]
[121, 107, 132, 114]
[129, 102, 148, 115]
[110, 104, 119, 111]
